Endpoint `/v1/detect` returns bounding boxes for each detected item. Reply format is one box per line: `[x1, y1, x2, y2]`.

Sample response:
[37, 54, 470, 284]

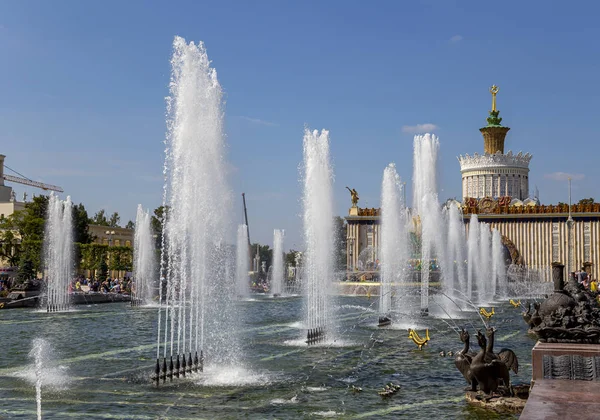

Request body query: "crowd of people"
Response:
[573, 268, 598, 292]
[71, 276, 133, 295]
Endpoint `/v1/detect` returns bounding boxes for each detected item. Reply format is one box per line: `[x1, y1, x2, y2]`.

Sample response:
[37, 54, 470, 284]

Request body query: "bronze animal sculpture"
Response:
[485, 327, 519, 374]
[454, 328, 478, 391]
[469, 330, 511, 400]
[522, 302, 531, 325]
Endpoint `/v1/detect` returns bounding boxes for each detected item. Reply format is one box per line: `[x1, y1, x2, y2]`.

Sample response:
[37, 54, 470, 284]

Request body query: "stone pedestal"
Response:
[348, 206, 358, 216]
[531, 341, 600, 381]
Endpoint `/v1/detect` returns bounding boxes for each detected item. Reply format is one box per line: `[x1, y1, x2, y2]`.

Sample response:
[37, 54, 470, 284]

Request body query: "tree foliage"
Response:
[91, 209, 108, 226]
[72, 202, 93, 244]
[578, 198, 595, 205]
[151, 206, 168, 249]
[125, 220, 135, 229]
[108, 212, 121, 228]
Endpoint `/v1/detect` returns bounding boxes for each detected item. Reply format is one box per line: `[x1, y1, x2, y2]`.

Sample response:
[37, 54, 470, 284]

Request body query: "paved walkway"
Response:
[520, 379, 600, 419]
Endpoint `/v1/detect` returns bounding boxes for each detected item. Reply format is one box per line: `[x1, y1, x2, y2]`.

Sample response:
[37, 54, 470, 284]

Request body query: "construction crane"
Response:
[0, 154, 64, 194]
[242, 193, 254, 271]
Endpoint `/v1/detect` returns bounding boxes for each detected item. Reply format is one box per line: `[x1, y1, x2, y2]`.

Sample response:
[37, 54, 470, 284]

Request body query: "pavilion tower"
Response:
[458, 85, 532, 201]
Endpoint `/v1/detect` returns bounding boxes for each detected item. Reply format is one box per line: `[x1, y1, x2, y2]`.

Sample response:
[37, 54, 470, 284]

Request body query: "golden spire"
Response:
[490, 85, 499, 112]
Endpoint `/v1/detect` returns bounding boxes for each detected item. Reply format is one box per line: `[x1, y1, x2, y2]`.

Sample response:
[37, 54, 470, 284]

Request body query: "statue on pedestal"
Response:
[346, 186, 359, 207]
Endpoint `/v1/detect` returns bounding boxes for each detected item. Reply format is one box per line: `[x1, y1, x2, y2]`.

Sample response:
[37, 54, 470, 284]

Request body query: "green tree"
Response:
[578, 198, 595, 205]
[151, 206, 168, 249]
[72, 203, 93, 244]
[13, 195, 49, 241]
[17, 255, 35, 281]
[17, 240, 43, 280]
[285, 249, 299, 267]
[91, 209, 109, 226]
[98, 259, 108, 282]
[108, 212, 121, 228]
[0, 224, 20, 266]
[125, 220, 135, 229]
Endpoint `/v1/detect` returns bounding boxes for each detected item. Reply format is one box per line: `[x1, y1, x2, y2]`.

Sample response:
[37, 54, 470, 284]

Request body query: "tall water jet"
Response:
[156, 37, 239, 376]
[271, 229, 285, 296]
[492, 229, 507, 299]
[44, 193, 73, 312]
[132, 205, 156, 306]
[444, 203, 467, 302]
[412, 134, 444, 315]
[379, 164, 408, 324]
[24, 338, 70, 420]
[478, 224, 493, 303]
[466, 214, 480, 301]
[31, 338, 46, 420]
[235, 224, 250, 299]
[302, 128, 335, 344]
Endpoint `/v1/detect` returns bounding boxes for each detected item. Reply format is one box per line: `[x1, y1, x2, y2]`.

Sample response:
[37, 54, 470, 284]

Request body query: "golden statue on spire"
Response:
[490, 85, 499, 112]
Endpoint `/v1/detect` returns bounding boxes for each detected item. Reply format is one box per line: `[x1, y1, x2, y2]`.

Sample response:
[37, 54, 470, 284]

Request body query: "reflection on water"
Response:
[0, 296, 531, 419]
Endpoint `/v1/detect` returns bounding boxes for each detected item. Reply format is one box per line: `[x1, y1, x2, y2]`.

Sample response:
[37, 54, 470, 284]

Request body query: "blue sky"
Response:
[1, 1, 599, 249]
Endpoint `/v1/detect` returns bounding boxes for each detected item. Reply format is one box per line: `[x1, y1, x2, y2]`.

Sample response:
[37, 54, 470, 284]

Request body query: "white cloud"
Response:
[544, 172, 585, 181]
[402, 123, 439, 134]
[238, 116, 278, 127]
[449, 35, 463, 43]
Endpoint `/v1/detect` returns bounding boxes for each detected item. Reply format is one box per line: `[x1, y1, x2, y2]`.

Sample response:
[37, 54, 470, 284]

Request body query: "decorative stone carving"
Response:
[457, 151, 533, 172]
[479, 197, 498, 214]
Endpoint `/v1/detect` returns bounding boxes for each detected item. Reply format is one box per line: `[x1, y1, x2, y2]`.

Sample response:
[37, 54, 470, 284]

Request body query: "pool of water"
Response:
[0, 295, 535, 419]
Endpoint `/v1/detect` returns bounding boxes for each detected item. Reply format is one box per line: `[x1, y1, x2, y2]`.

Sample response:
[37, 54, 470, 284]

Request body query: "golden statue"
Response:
[346, 186, 359, 207]
[490, 84, 499, 112]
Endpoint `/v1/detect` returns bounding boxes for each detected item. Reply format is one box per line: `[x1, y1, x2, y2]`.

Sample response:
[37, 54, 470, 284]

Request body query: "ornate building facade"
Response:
[345, 86, 600, 280]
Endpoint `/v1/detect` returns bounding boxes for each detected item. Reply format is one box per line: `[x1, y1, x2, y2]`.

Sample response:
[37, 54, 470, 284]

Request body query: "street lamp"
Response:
[105, 230, 116, 246]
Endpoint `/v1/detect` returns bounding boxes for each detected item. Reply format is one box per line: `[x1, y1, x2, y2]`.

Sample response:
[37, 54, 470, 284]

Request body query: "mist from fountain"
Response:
[466, 214, 480, 301]
[32, 338, 44, 420]
[271, 229, 285, 296]
[24, 338, 70, 420]
[478, 223, 493, 303]
[235, 224, 250, 299]
[380, 164, 409, 317]
[302, 128, 335, 342]
[44, 193, 73, 312]
[444, 203, 468, 303]
[156, 36, 240, 370]
[133, 205, 156, 305]
[492, 229, 507, 299]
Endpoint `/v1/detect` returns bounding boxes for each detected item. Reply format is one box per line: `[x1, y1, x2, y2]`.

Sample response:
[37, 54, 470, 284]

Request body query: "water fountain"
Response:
[302, 128, 335, 345]
[44, 193, 73, 313]
[466, 214, 481, 301]
[443, 203, 468, 305]
[411, 134, 447, 315]
[155, 36, 240, 383]
[492, 229, 507, 299]
[235, 224, 250, 299]
[271, 229, 285, 297]
[31, 338, 45, 420]
[132, 205, 156, 306]
[379, 163, 409, 326]
[479, 222, 492, 303]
